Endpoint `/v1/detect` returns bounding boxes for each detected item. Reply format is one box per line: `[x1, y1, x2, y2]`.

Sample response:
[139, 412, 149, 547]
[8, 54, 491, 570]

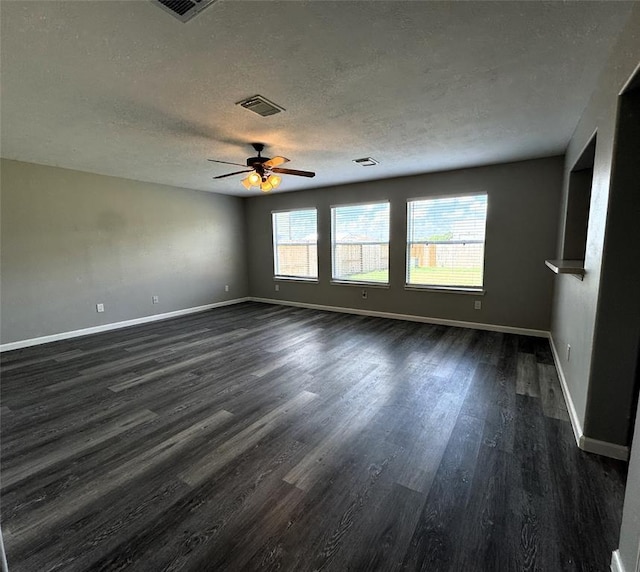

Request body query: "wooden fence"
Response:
[409, 242, 484, 269]
[277, 241, 482, 278]
[276, 244, 318, 277]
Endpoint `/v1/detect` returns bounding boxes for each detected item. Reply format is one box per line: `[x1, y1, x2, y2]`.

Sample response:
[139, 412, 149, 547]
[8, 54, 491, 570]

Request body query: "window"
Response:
[331, 202, 390, 284]
[272, 209, 318, 280]
[407, 194, 487, 289]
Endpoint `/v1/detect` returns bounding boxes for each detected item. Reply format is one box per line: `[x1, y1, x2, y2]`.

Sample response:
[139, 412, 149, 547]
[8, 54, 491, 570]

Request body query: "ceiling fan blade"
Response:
[213, 169, 252, 179]
[208, 159, 247, 167]
[263, 156, 290, 168]
[271, 167, 316, 178]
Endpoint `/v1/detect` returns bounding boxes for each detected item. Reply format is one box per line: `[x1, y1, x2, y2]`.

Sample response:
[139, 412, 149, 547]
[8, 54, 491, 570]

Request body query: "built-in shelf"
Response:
[545, 259, 585, 279]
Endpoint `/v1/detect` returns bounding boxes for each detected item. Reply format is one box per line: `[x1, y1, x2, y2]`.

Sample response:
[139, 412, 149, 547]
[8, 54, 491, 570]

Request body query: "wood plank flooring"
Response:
[0, 302, 628, 571]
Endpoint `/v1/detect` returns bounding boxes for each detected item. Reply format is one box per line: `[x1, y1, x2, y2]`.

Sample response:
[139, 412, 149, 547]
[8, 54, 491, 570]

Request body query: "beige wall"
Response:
[246, 156, 563, 332]
[0, 159, 248, 345]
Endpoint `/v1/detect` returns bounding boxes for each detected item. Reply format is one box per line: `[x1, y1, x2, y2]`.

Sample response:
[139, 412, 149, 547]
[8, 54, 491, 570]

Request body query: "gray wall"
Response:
[0, 159, 248, 345]
[550, 5, 640, 446]
[246, 157, 563, 332]
[547, 7, 640, 569]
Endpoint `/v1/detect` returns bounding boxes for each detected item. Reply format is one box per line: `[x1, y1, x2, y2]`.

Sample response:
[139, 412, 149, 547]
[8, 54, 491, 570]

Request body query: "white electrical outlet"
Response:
[224, 285, 229, 292]
[152, 295, 159, 304]
[96, 303, 105, 313]
[275, 284, 280, 292]
[362, 289, 368, 300]
[567, 344, 571, 362]
[474, 300, 482, 310]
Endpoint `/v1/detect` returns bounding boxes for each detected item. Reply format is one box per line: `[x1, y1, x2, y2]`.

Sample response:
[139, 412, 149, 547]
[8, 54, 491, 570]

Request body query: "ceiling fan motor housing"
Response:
[209, 141, 315, 185]
[247, 159, 269, 182]
[247, 143, 270, 172]
[247, 156, 269, 167]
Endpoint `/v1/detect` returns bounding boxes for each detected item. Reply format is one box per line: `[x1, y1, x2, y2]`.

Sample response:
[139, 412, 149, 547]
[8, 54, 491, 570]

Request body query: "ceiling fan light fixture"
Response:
[267, 174, 282, 188]
[210, 143, 315, 191]
[247, 171, 262, 186]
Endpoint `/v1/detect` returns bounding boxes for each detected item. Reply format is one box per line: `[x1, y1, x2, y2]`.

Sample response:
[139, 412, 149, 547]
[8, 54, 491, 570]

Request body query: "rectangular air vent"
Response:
[353, 157, 379, 167]
[152, 0, 219, 23]
[236, 95, 285, 117]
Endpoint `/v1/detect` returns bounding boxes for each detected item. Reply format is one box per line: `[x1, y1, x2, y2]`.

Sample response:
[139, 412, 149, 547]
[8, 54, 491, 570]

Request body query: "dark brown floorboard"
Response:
[0, 302, 627, 571]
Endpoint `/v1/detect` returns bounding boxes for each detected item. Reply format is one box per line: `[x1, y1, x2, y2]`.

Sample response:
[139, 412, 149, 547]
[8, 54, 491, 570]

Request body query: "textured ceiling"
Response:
[0, 1, 634, 196]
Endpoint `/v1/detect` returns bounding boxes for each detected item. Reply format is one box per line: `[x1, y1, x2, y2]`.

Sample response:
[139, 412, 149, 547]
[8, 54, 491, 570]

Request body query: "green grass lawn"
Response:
[349, 266, 482, 286]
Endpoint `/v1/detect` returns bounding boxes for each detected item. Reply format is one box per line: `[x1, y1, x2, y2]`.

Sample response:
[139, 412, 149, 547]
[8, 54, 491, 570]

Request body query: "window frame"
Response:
[330, 200, 391, 287]
[272, 207, 319, 282]
[405, 192, 488, 293]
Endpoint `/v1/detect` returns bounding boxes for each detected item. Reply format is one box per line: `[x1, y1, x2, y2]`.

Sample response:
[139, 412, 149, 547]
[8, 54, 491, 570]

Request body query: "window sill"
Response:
[404, 285, 485, 295]
[274, 276, 319, 284]
[330, 280, 390, 289]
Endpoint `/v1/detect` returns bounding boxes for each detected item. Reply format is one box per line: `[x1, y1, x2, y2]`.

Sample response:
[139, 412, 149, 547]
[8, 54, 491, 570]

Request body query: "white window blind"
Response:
[407, 194, 487, 289]
[331, 202, 390, 284]
[272, 209, 318, 279]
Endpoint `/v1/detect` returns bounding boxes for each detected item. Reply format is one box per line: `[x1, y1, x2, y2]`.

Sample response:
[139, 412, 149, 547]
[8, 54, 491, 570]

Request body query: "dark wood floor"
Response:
[0, 302, 627, 571]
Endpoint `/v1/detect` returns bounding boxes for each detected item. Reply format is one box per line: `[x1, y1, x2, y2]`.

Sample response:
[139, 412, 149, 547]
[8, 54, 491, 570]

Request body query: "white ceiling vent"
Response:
[236, 95, 285, 117]
[152, 0, 219, 23]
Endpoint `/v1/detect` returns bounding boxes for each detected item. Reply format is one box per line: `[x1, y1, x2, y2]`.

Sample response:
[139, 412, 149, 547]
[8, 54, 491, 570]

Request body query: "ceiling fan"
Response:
[208, 143, 315, 192]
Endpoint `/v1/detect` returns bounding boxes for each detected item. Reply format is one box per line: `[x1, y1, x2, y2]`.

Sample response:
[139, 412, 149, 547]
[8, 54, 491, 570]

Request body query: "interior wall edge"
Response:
[611, 549, 627, 572]
[0, 297, 250, 353]
[250, 296, 550, 338]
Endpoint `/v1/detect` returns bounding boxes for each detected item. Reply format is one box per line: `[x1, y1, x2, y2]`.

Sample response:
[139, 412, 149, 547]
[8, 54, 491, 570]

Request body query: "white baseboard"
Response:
[249, 297, 550, 338]
[549, 334, 584, 447]
[611, 549, 626, 572]
[549, 335, 630, 461]
[0, 298, 250, 352]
